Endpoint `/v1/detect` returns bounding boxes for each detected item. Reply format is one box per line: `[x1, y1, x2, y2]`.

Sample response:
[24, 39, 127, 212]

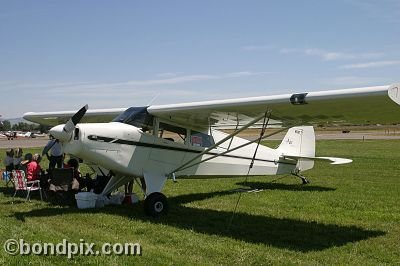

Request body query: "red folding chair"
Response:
[11, 170, 43, 202]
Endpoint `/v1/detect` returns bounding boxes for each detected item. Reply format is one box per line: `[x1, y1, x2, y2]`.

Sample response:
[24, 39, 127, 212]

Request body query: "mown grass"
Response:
[0, 140, 399, 265]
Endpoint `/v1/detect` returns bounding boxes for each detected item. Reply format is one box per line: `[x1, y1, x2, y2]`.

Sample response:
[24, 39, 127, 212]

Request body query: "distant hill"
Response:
[2, 117, 35, 126]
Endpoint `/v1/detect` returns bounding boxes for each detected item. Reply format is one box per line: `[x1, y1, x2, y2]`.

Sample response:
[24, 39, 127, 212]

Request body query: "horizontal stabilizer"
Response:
[281, 155, 353, 165]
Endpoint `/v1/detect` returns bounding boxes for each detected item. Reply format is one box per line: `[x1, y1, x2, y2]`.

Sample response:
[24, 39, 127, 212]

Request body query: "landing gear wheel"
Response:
[144, 192, 168, 217]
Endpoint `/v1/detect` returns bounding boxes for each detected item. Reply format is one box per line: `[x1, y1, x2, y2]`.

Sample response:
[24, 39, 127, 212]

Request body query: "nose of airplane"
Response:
[49, 124, 72, 142]
[48, 104, 89, 143]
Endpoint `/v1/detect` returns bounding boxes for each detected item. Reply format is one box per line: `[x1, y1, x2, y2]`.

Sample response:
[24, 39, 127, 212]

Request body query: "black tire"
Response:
[144, 192, 168, 217]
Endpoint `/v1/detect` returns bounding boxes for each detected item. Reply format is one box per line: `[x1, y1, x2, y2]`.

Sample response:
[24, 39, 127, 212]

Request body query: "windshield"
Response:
[112, 107, 154, 130]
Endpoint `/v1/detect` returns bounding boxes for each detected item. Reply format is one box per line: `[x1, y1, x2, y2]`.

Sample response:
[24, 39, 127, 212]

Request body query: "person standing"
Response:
[43, 135, 63, 170]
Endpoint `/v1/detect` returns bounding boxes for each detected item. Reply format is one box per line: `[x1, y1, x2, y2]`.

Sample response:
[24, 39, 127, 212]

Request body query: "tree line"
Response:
[0, 120, 49, 133]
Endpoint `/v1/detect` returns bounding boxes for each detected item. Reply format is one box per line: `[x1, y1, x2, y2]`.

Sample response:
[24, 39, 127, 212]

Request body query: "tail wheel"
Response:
[144, 192, 168, 217]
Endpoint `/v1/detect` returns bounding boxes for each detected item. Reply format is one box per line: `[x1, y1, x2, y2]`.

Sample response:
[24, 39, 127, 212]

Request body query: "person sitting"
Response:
[13, 148, 23, 170]
[64, 158, 82, 191]
[19, 153, 31, 174]
[64, 158, 94, 191]
[65, 158, 80, 178]
[3, 148, 15, 172]
[26, 154, 42, 181]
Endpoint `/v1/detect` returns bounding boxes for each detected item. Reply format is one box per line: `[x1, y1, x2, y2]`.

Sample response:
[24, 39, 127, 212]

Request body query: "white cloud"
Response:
[156, 72, 183, 78]
[45, 71, 271, 94]
[280, 47, 382, 61]
[3, 71, 269, 98]
[1, 71, 271, 104]
[305, 49, 355, 61]
[340, 60, 400, 69]
[225, 71, 271, 78]
[279, 48, 299, 54]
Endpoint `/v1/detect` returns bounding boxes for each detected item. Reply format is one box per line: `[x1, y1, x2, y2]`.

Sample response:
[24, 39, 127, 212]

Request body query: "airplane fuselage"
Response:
[63, 122, 297, 179]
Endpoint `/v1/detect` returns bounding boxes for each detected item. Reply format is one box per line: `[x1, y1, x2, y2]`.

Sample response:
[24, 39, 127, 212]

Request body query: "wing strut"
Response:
[228, 110, 271, 230]
[170, 124, 290, 175]
[168, 112, 268, 176]
[247, 111, 270, 173]
[227, 113, 240, 150]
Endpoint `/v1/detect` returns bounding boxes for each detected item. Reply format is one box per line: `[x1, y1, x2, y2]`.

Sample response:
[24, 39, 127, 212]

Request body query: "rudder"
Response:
[277, 126, 315, 171]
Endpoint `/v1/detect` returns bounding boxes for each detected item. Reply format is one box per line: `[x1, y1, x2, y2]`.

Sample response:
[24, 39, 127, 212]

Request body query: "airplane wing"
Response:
[23, 108, 127, 126]
[23, 83, 400, 128]
[147, 83, 400, 129]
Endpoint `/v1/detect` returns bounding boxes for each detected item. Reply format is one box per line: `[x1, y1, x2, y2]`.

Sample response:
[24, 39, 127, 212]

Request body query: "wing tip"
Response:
[388, 83, 400, 105]
[330, 158, 353, 165]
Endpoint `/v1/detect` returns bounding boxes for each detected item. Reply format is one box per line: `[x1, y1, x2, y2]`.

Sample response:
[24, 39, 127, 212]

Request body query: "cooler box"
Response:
[75, 192, 98, 209]
[95, 196, 105, 208]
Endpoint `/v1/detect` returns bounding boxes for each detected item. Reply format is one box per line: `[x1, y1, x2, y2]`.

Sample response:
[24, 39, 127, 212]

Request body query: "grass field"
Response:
[0, 140, 399, 265]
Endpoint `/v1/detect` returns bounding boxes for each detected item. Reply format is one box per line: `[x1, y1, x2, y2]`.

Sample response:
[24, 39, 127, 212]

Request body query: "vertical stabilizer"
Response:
[277, 126, 315, 171]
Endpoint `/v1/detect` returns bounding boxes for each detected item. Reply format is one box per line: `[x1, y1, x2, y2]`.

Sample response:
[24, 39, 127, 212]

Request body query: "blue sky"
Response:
[1, 0, 399, 118]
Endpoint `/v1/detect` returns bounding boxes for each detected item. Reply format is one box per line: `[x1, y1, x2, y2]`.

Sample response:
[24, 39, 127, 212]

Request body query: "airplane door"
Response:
[149, 138, 187, 165]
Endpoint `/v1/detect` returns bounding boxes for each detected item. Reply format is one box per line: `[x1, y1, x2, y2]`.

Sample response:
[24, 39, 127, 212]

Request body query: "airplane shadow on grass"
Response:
[10, 187, 384, 252]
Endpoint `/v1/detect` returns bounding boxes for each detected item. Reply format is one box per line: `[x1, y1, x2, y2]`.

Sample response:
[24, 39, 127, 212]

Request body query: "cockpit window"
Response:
[191, 130, 215, 147]
[112, 107, 154, 130]
[113, 107, 215, 147]
[159, 122, 186, 144]
[74, 128, 80, 140]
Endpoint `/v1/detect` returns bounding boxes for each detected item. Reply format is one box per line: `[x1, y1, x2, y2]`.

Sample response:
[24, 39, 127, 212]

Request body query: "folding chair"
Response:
[11, 170, 43, 202]
[48, 168, 75, 205]
[2, 171, 13, 188]
[48, 168, 74, 191]
[6, 171, 13, 188]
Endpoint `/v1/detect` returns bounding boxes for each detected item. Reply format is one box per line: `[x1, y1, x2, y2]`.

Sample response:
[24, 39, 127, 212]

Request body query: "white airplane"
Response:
[16, 131, 29, 138]
[23, 83, 400, 216]
[2, 131, 17, 140]
[17, 131, 41, 138]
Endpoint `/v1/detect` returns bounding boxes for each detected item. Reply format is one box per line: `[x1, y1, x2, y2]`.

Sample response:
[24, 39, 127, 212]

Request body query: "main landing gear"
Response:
[297, 174, 310, 185]
[144, 192, 169, 217]
[292, 169, 310, 184]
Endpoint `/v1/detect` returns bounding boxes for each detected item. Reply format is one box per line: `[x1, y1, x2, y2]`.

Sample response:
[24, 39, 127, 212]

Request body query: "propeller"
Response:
[47, 104, 88, 145]
[63, 104, 88, 134]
